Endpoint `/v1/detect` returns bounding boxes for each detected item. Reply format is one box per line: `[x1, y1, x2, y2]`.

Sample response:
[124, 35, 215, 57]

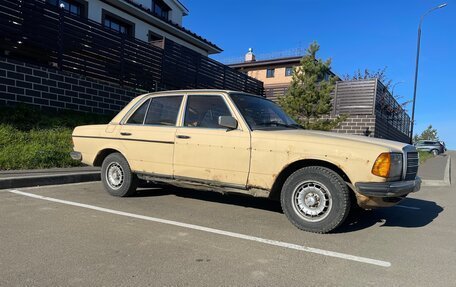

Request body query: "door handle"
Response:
[176, 135, 191, 139]
[120, 132, 132, 136]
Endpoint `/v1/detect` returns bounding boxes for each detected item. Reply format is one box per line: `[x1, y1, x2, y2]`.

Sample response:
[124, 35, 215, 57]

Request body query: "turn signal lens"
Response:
[372, 153, 391, 178]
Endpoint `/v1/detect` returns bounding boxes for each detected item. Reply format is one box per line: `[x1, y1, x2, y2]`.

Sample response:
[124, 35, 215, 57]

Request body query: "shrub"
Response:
[0, 105, 113, 170]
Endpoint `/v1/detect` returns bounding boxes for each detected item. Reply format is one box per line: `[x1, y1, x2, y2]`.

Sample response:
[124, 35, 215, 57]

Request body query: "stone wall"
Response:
[0, 57, 141, 114]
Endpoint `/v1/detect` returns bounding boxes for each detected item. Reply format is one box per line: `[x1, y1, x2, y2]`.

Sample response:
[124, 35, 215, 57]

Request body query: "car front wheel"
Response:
[101, 152, 138, 197]
[281, 166, 351, 233]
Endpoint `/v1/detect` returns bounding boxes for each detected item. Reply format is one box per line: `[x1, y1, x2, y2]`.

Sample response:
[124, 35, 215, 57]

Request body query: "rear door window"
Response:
[145, 96, 183, 126]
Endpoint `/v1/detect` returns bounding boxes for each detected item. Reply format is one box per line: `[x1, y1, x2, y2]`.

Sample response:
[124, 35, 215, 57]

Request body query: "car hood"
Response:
[252, 129, 411, 152]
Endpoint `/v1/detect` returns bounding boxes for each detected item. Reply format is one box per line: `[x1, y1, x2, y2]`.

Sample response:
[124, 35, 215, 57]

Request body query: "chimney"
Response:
[244, 48, 256, 62]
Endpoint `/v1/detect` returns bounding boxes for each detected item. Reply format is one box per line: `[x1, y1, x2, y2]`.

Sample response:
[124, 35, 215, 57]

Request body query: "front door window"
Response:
[184, 95, 232, 128]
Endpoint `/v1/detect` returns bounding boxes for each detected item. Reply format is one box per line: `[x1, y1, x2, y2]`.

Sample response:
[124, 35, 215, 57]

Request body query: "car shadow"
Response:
[134, 184, 283, 213]
[335, 198, 443, 233]
[134, 185, 443, 233]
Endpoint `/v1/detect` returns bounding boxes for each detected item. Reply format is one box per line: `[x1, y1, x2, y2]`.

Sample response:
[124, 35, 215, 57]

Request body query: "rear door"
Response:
[119, 95, 183, 176]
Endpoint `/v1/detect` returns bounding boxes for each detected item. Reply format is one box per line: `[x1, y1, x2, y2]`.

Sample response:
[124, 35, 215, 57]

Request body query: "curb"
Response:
[0, 171, 101, 189]
[421, 155, 451, 187]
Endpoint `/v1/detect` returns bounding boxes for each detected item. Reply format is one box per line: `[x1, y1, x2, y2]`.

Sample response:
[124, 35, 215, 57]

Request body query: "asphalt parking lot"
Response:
[1, 160, 455, 286]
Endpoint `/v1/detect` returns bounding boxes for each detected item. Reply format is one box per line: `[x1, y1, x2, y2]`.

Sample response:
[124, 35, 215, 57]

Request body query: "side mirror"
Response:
[218, 116, 238, 130]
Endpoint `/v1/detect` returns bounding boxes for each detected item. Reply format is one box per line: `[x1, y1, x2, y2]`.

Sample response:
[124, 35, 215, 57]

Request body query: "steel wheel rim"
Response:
[106, 162, 124, 190]
[291, 180, 332, 222]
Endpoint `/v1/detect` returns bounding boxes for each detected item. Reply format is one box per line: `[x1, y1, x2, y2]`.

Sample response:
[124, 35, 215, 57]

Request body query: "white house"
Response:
[49, 0, 222, 56]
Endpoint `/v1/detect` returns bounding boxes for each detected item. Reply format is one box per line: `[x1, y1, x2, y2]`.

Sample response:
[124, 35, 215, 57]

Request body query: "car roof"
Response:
[110, 89, 266, 124]
[417, 140, 438, 143]
[139, 89, 263, 98]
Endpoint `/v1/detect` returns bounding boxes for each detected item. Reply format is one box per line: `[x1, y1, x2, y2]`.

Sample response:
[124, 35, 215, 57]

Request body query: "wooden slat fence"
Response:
[0, 0, 263, 95]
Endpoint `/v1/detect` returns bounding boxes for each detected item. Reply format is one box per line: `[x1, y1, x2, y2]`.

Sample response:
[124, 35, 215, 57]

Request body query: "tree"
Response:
[413, 125, 439, 142]
[278, 42, 345, 130]
[342, 67, 392, 89]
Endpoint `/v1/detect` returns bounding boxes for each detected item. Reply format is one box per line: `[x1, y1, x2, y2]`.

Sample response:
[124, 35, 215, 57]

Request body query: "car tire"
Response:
[431, 149, 439, 156]
[280, 166, 351, 233]
[101, 152, 138, 197]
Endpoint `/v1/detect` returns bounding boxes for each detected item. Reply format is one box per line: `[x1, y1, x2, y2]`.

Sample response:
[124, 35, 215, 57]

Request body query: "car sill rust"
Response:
[137, 172, 271, 198]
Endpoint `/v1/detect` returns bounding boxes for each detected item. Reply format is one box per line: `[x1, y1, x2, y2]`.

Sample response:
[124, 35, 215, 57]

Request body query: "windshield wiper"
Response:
[258, 121, 303, 129]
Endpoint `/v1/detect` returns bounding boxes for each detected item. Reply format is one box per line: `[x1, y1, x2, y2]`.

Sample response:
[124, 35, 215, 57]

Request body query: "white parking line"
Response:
[19, 181, 98, 190]
[395, 205, 420, 210]
[6, 189, 391, 268]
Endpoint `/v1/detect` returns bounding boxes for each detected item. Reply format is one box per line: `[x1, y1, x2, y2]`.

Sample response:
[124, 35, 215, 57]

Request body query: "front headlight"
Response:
[372, 152, 403, 181]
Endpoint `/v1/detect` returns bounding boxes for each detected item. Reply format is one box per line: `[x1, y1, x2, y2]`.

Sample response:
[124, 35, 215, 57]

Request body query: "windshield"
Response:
[229, 93, 301, 130]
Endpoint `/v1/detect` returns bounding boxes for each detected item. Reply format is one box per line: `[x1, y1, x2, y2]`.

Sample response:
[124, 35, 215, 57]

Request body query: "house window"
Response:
[148, 30, 165, 48]
[285, 67, 293, 77]
[102, 11, 134, 36]
[47, 0, 87, 17]
[266, 68, 275, 78]
[152, 0, 171, 20]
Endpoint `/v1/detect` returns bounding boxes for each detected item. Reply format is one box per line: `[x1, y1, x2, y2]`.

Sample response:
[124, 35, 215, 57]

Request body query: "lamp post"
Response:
[409, 3, 447, 144]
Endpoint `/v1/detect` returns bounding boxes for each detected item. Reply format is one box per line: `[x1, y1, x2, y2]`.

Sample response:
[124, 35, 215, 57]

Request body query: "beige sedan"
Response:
[72, 90, 421, 233]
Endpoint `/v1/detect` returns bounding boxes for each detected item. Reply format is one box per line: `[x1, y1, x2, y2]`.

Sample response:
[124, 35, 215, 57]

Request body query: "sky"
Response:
[182, 0, 455, 149]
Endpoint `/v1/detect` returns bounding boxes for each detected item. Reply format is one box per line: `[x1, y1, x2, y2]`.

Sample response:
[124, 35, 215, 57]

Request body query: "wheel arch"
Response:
[93, 148, 124, 167]
[269, 159, 353, 201]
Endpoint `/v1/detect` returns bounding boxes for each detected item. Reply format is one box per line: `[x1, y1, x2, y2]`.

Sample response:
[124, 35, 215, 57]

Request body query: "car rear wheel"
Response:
[101, 152, 138, 197]
[280, 166, 351, 233]
[431, 149, 439, 156]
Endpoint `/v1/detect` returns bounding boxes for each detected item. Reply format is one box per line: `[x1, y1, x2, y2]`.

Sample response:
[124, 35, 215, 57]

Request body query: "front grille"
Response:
[405, 152, 419, 180]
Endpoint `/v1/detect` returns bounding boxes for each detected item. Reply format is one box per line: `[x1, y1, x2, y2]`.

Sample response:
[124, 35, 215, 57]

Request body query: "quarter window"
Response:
[184, 95, 232, 128]
[266, 68, 275, 78]
[145, 96, 183, 126]
[127, 99, 150, 124]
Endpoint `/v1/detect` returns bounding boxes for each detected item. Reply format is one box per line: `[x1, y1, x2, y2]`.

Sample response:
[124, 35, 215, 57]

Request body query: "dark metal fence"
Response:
[332, 79, 411, 137]
[0, 0, 264, 94]
[374, 80, 411, 136]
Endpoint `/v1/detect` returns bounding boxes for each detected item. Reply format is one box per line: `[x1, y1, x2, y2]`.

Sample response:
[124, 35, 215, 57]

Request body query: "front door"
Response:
[119, 95, 183, 176]
[173, 94, 251, 187]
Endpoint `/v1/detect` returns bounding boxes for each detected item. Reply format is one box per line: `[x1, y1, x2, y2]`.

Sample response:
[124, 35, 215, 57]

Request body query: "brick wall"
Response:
[325, 114, 409, 143]
[330, 115, 376, 136]
[0, 57, 142, 114]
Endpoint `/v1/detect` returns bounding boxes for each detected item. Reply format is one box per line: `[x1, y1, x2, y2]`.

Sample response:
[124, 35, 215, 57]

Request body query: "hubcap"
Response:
[106, 162, 124, 190]
[292, 181, 332, 222]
